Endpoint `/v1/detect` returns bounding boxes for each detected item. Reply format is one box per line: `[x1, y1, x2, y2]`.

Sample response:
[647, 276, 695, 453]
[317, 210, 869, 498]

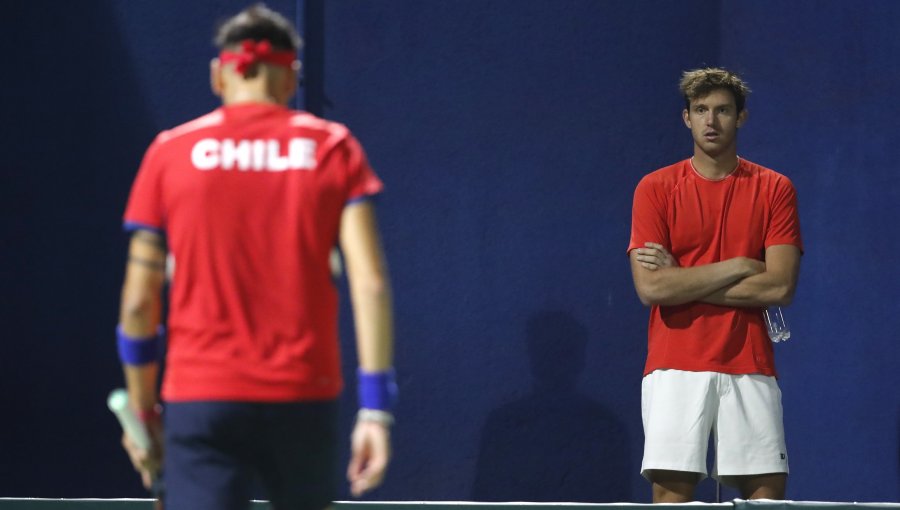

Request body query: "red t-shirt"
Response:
[124, 102, 383, 402]
[628, 158, 802, 377]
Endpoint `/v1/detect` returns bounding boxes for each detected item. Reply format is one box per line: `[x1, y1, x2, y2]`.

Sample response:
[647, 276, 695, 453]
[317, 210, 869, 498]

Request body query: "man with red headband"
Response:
[116, 5, 396, 510]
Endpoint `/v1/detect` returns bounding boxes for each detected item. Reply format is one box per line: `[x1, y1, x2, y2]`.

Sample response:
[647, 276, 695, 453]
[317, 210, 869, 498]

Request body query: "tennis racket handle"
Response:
[107, 388, 152, 450]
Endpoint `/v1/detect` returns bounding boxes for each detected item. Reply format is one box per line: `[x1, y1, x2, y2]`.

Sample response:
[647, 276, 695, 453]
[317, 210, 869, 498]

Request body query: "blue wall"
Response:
[718, 1, 900, 500]
[1, 0, 897, 503]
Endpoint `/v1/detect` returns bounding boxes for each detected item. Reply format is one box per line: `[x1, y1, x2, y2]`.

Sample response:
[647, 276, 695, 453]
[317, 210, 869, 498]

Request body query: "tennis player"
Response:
[628, 67, 802, 502]
[115, 5, 396, 509]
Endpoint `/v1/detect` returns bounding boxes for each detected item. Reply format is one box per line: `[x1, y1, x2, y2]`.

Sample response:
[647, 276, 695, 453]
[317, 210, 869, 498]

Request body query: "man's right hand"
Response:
[121, 419, 164, 490]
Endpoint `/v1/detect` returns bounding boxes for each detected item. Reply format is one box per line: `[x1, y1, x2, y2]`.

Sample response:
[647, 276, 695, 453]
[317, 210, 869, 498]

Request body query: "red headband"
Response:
[219, 39, 296, 76]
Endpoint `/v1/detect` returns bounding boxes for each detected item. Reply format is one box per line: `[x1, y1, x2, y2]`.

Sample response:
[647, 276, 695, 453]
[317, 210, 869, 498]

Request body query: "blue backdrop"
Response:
[1, 0, 897, 503]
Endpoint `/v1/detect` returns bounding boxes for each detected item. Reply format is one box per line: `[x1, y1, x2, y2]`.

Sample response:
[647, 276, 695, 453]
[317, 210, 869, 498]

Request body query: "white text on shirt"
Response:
[191, 138, 317, 172]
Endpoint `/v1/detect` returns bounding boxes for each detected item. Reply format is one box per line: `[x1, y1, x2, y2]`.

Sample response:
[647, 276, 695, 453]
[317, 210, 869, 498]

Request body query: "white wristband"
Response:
[357, 408, 395, 427]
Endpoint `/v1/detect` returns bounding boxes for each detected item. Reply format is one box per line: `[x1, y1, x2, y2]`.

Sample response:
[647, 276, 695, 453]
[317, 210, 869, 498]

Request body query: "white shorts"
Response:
[641, 369, 789, 485]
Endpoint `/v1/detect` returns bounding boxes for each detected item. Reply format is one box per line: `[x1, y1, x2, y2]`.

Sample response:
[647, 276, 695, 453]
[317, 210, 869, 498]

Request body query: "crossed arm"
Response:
[630, 243, 801, 308]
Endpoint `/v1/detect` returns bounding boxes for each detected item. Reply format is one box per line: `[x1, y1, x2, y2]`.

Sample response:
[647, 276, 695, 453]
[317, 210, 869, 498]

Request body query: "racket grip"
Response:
[107, 388, 152, 450]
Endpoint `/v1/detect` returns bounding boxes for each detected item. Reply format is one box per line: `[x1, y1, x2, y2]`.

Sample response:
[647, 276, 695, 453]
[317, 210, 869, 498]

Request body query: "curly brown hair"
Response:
[679, 68, 751, 113]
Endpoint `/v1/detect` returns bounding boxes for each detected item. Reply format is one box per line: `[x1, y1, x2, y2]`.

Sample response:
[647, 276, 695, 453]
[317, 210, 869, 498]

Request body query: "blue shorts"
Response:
[163, 400, 339, 510]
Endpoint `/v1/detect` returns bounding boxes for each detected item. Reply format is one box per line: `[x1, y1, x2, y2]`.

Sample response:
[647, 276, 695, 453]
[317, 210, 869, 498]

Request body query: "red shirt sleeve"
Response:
[123, 135, 167, 233]
[628, 174, 670, 253]
[765, 175, 803, 252]
[341, 134, 383, 203]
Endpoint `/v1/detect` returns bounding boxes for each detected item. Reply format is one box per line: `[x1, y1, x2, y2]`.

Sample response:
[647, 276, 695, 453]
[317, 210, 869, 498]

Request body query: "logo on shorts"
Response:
[780, 453, 786, 460]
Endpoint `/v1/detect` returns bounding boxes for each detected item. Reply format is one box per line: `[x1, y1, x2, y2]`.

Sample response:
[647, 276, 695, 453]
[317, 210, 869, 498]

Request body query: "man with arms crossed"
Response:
[116, 5, 395, 509]
[628, 68, 802, 502]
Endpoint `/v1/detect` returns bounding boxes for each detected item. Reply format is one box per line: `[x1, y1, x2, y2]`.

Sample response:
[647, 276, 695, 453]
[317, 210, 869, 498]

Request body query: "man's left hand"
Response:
[346, 420, 391, 497]
[634, 242, 678, 271]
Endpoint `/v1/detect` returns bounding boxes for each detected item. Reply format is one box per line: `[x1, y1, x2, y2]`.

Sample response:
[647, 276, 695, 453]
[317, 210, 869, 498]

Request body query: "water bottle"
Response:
[763, 307, 791, 343]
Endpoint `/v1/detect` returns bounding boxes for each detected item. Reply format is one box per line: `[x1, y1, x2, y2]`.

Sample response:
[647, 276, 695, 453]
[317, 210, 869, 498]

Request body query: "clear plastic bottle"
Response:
[763, 307, 791, 342]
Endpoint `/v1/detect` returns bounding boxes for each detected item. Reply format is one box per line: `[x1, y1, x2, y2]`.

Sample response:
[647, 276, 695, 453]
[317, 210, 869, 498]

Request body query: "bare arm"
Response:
[119, 230, 166, 410]
[629, 242, 765, 307]
[700, 244, 801, 307]
[339, 200, 394, 497]
[340, 201, 394, 371]
[118, 229, 166, 488]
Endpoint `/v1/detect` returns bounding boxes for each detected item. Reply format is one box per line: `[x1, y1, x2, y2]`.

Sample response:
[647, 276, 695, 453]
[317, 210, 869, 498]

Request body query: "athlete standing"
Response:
[628, 68, 802, 502]
[116, 5, 395, 509]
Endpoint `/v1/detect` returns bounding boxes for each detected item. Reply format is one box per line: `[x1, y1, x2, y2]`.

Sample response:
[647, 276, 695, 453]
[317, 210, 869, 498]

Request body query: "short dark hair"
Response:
[679, 67, 751, 113]
[214, 3, 302, 52]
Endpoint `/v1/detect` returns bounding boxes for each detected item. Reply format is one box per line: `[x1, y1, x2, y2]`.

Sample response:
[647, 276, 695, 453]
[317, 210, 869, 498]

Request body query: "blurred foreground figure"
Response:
[115, 5, 396, 509]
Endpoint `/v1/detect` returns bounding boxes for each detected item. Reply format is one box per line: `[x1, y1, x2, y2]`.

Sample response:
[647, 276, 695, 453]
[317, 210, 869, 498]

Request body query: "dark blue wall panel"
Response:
[1, 0, 897, 504]
[323, 1, 720, 503]
[718, 1, 900, 502]
[325, 0, 898, 502]
[0, 0, 298, 499]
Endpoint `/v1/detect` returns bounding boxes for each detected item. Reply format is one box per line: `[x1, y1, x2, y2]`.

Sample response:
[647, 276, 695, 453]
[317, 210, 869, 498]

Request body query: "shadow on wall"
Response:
[472, 311, 632, 502]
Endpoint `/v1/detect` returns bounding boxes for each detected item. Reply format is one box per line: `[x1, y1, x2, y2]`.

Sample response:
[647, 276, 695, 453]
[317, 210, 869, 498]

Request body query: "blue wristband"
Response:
[358, 368, 398, 411]
[116, 325, 161, 366]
